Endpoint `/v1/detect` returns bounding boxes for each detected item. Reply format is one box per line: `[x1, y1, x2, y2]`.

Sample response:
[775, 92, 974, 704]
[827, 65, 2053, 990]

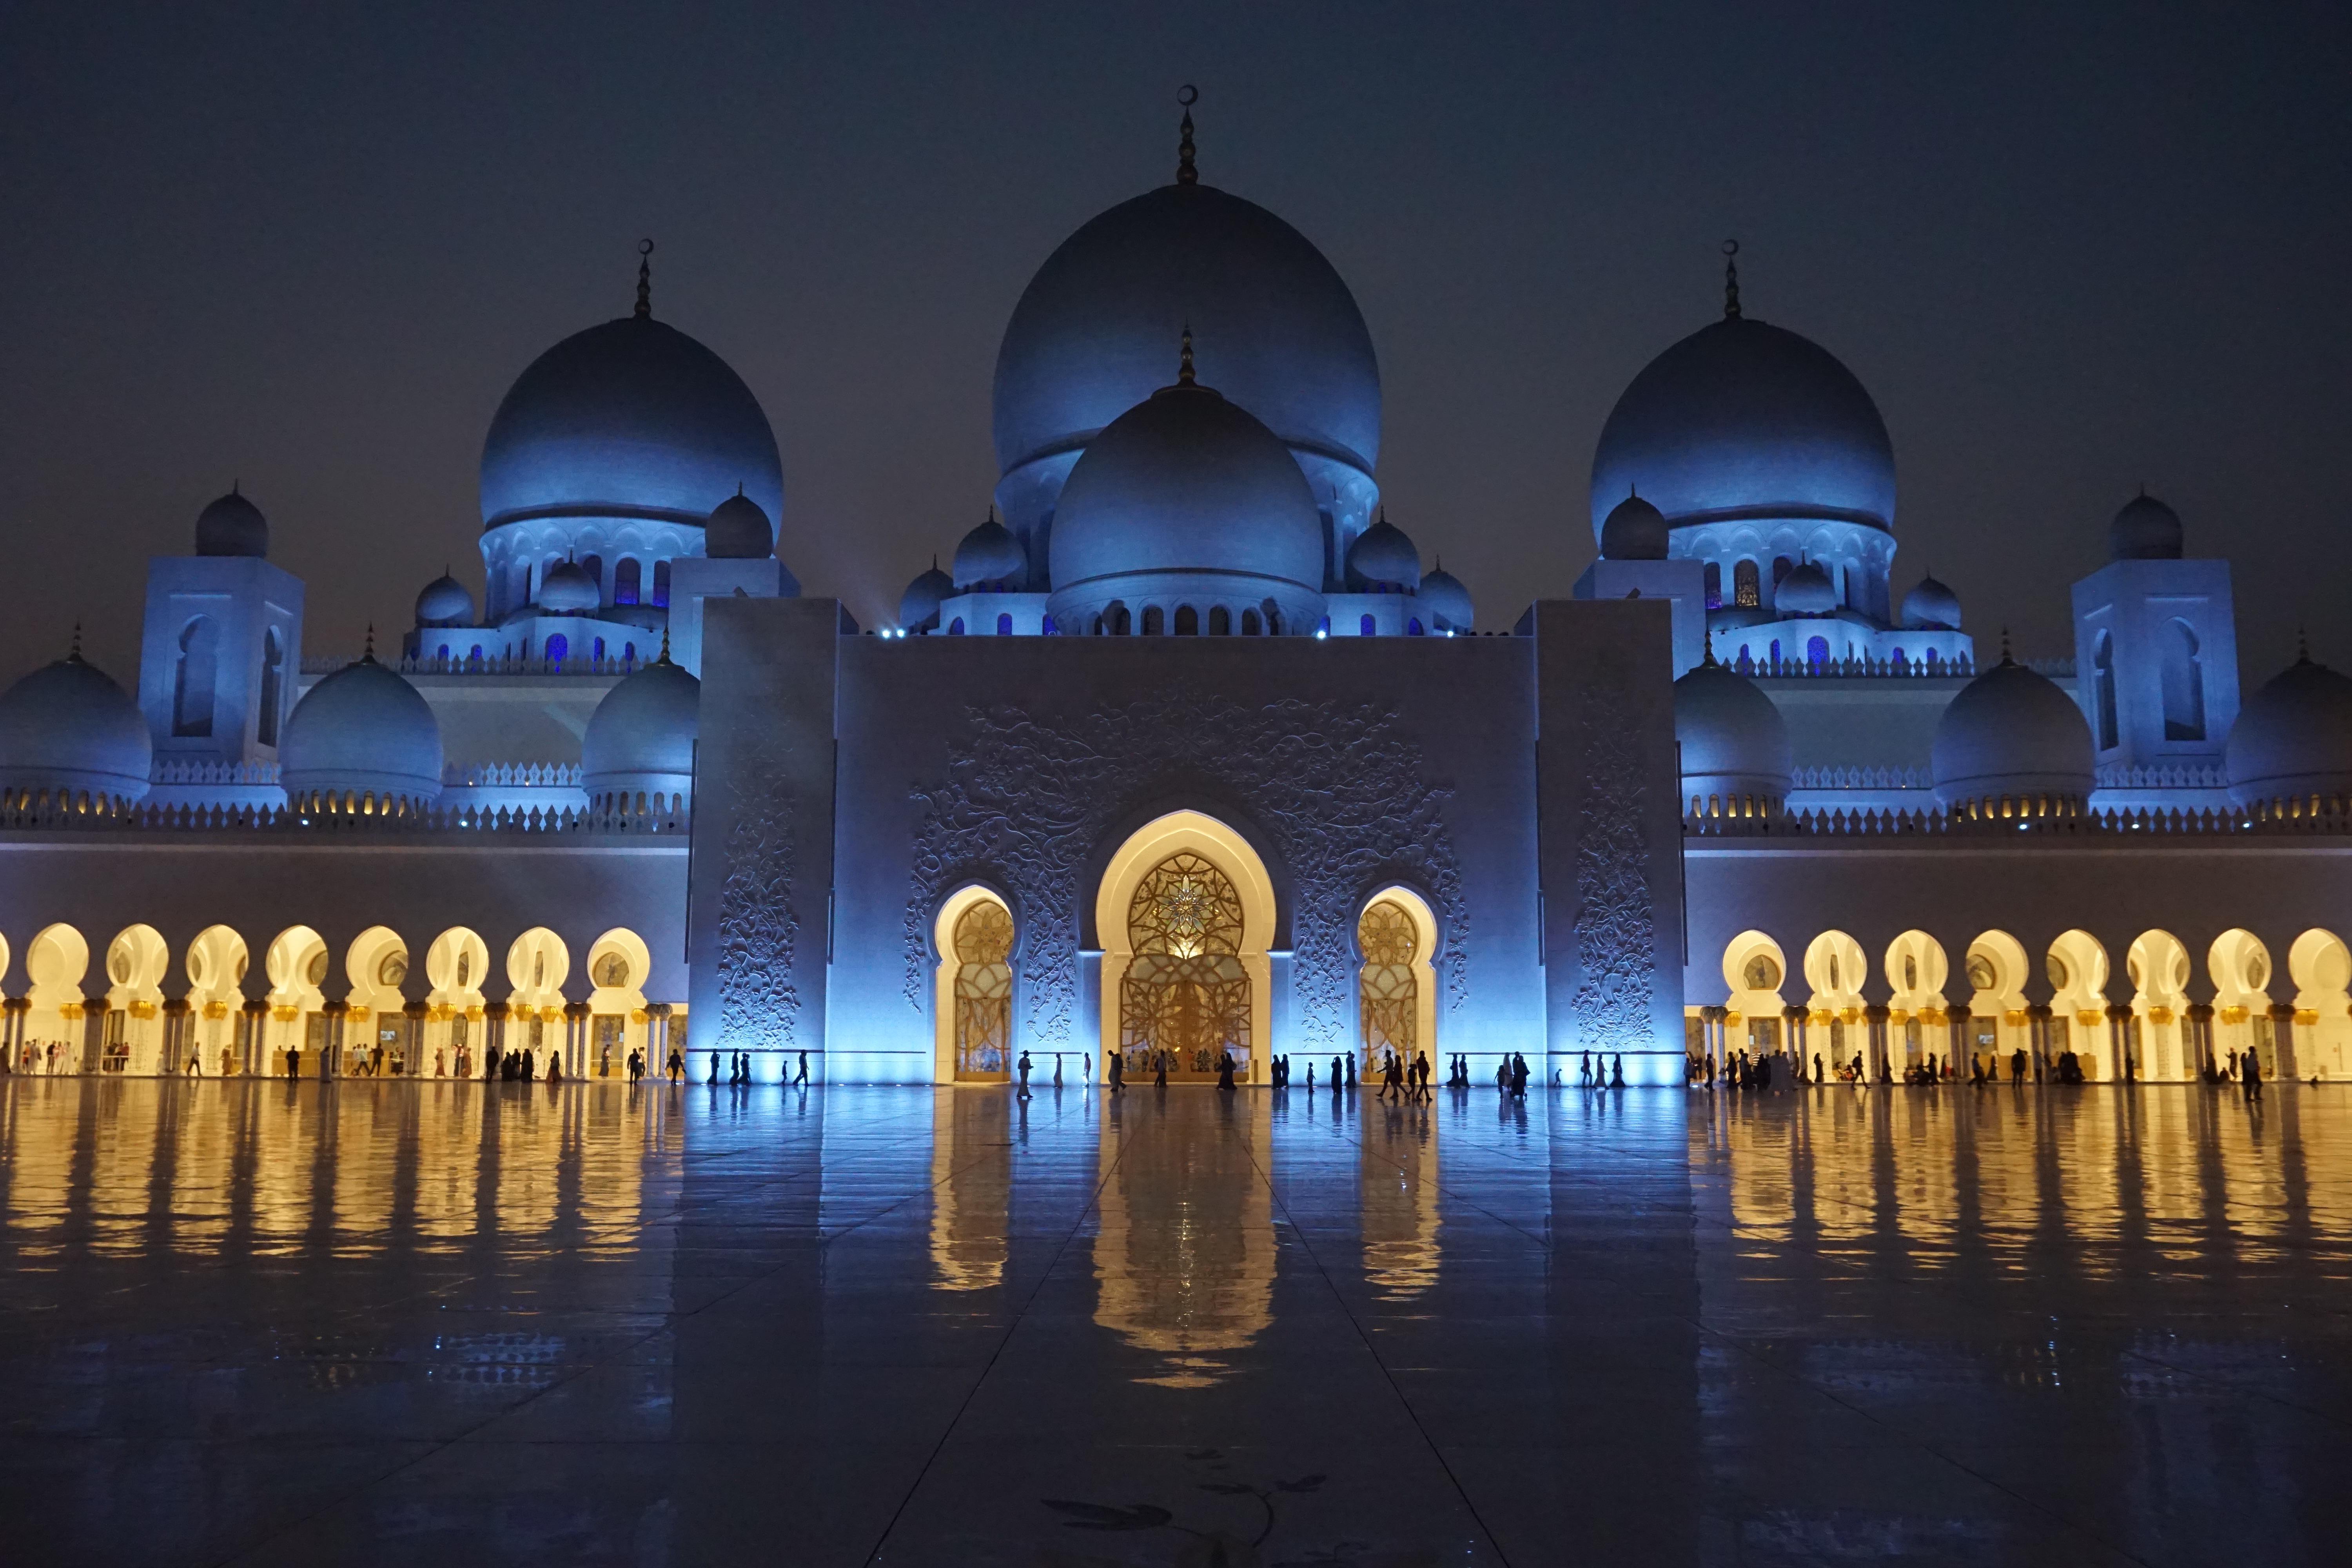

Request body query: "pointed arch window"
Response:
[613, 558, 641, 606]
[951, 899, 1014, 1080]
[2161, 619, 2205, 740]
[1358, 900, 1418, 1068]
[257, 627, 284, 745]
[1733, 559, 1761, 608]
[173, 616, 219, 737]
[2092, 630, 2119, 750]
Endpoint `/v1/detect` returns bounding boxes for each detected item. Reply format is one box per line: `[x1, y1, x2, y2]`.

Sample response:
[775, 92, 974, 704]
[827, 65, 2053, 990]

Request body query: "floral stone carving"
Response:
[906, 689, 1466, 1048]
[716, 750, 800, 1048]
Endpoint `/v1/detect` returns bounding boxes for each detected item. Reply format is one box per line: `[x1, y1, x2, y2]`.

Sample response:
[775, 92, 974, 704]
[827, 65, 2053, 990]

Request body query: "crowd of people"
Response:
[1690, 1042, 2273, 1099]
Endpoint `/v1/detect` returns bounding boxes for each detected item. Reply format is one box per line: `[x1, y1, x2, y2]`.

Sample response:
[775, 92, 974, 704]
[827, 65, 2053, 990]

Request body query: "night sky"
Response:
[4, 2, 2346, 690]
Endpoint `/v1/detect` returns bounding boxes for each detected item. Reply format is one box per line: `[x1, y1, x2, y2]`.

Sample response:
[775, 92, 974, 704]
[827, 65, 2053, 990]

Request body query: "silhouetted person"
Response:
[1017, 1049, 1033, 1100]
[545, 1053, 561, 1083]
[2243, 1050, 2263, 1100]
[1331, 1056, 1344, 1091]
[1510, 1053, 1529, 1098]
[1304, 1061, 1315, 1090]
[1611, 1053, 1626, 1088]
[1215, 1050, 1236, 1091]
[1345, 1054, 1358, 1089]
[794, 1050, 809, 1086]
[1154, 1052, 1167, 1089]
[1108, 1051, 1125, 1093]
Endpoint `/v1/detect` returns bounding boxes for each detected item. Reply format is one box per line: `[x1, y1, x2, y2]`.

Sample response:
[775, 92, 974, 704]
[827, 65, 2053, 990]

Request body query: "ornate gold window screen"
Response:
[1120, 851, 1250, 1078]
[1358, 899, 1418, 1067]
[953, 899, 1014, 1080]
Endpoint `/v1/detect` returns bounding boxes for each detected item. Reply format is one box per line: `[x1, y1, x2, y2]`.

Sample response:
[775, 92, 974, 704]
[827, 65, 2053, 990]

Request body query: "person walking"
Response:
[794, 1050, 809, 1087]
[1215, 1049, 1236, 1091]
[2243, 1049, 2263, 1100]
[1108, 1050, 1125, 1093]
[1017, 1049, 1033, 1100]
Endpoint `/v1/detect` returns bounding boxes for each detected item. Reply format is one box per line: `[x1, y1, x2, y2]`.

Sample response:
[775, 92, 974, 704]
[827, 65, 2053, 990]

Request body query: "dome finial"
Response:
[1701, 624, 1719, 668]
[1176, 85, 1199, 185]
[1177, 323, 1196, 386]
[68, 622, 83, 662]
[2299, 626, 2312, 664]
[1999, 626, 2013, 665]
[658, 623, 673, 665]
[1722, 239, 1742, 320]
[634, 239, 655, 319]
[363, 624, 378, 663]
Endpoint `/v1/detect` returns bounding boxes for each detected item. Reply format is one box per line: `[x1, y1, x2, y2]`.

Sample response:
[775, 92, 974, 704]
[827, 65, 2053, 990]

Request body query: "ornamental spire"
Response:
[1722, 239, 1742, 320]
[1176, 85, 1198, 185]
[634, 239, 654, 319]
[1177, 323, 1196, 386]
[68, 622, 83, 662]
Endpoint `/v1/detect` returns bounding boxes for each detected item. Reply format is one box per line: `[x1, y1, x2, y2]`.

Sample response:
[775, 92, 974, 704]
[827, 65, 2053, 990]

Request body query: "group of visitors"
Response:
[1372, 1048, 1438, 1103]
[1574, 1052, 1628, 1089]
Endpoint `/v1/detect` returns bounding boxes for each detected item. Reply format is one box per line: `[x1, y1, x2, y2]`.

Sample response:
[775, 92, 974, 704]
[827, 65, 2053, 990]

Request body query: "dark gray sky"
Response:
[4, 1, 2346, 688]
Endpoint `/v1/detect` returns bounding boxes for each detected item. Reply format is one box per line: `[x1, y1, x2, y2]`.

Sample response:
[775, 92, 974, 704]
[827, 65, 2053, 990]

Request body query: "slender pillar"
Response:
[404, 1001, 428, 1076]
[1947, 1004, 1972, 1079]
[2107, 1003, 2137, 1081]
[2025, 1003, 2052, 1082]
[320, 1000, 346, 1079]
[565, 1001, 589, 1078]
[483, 1000, 509, 1077]
[162, 998, 191, 1074]
[1864, 1003, 1891, 1082]
[2269, 1001, 2300, 1081]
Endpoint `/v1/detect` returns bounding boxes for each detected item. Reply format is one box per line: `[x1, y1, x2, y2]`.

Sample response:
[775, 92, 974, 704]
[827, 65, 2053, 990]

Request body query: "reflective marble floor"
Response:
[2, 1078, 2347, 1565]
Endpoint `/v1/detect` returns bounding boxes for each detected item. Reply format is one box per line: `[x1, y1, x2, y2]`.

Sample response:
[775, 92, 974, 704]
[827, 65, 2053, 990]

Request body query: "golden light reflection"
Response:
[0, 1080, 649, 1262]
[929, 1090, 1011, 1291]
[1093, 1093, 1274, 1388]
[1361, 1103, 1440, 1299]
[1700, 1086, 2352, 1280]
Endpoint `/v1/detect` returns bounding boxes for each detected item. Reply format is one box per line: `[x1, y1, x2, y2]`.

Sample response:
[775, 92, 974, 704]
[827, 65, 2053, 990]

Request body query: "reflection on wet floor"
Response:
[1, 1076, 2347, 1564]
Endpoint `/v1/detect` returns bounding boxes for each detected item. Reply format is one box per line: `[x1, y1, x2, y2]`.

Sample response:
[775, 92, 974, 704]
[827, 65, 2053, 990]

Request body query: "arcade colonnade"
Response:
[1696, 923, 2352, 1084]
[0, 922, 684, 1080]
[929, 810, 1445, 1086]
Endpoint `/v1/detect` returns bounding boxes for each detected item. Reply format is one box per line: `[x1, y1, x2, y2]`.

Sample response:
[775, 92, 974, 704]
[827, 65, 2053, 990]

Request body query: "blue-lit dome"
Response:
[536, 560, 600, 613]
[1599, 493, 1669, 561]
[2111, 492, 2183, 561]
[195, 490, 269, 558]
[1417, 565, 1474, 631]
[1774, 560, 1837, 616]
[898, 562, 956, 632]
[0, 654, 152, 804]
[952, 515, 1026, 588]
[704, 490, 774, 559]
[995, 180, 1381, 580]
[1931, 657, 2092, 811]
[1590, 316, 1895, 546]
[279, 657, 443, 807]
[1674, 656, 1791, 807]
[2225, 656, 2352, 809]
[1047, 374, 1325, 628]
[583, 654, 699, 809]
[415, 573, 474, 627]
[1899, 573, 1961, 630]
[480, 315, 783, 535]
[1348, 514, 1419, 589]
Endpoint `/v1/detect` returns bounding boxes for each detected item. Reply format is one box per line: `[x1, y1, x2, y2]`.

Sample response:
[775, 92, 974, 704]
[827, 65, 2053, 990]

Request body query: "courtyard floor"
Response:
[0, 1076, 2345, 1565]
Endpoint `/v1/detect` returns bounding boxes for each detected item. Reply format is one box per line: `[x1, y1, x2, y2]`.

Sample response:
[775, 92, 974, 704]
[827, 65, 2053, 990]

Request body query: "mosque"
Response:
[4, 102, 2350, 1091]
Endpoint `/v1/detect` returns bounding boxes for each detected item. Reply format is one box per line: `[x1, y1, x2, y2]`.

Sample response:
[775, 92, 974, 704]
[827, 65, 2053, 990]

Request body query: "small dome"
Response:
[704, 490, 774, 559]
[898, 563, 956, 632]
[583, 655, 700, 802]
[195, 490, 269, 558]
[1590, 315, 1896, 545]
[0, 653, 152, 804]
[1047, 375, 1325, 619]
[2111, 491, 2183, 560]
[1599, 493, 1669, 561]
[536, 561, 600, 613]
[1418, 565, 1474, 631]
[2225, 656, 2352, 808]
[415, 573, 474, 627]
[1931, 657, 2093, 811]
[481, 315, 783, 532]
[952, 515, 1026, 589]
[279, 657, 443, 807]
[1348, 514, 1420, 589]
[1675, 655, 1792, 808]
[1773, 560, 1837, 616]
[1899, 573, 1961, 630]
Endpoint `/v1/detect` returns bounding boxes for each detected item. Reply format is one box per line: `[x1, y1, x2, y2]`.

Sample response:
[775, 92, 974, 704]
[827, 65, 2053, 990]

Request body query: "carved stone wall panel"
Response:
[906, 689, 1466, 1049]
[716, 749, 800, 1049]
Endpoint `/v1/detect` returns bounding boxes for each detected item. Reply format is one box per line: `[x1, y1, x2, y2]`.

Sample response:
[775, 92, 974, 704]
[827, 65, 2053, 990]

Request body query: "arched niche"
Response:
[423, 927, 491, 1076]
[1801, 929, 1868, 1074]
[585, 927, 652, 1078]
[1357, 885, 1439, 1073]
[2119, 928, 2184, 1079]
[505, 927, 570, 1069]
[932, 884, 1016, 1084]
[2288, 929, 2352, 1080]
[2206, 927, 2279, 1080]
[1721, 929, 1788, 1057]
[342, 926, 412, 1076]
[265, 925, 331, 1073]
[1095, 811, 1277, 1084]
[183, 925, 250, 1075]
[20, 924, 87, 1074]
[1883, 929, 1949, 1073]
[1962, 930, 2031, 1074]
[102, 924, 170, 1074]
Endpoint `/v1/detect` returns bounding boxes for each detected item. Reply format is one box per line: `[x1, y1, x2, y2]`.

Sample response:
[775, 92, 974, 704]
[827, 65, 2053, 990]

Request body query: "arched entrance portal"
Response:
[1358, 890, 1438, 1074]
[1096, 811, 1276, 1084]
[1122, 851, 1251, 1082]
[952, 898, 1014, 1081]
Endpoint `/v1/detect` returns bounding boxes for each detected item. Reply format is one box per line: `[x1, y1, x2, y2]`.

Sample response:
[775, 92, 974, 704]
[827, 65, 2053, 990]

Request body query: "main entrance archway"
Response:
[1096, 811, 1276, 1084]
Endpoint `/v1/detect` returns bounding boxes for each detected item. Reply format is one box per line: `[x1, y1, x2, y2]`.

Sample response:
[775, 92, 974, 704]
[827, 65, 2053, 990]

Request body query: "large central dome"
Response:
[1589, 316, 1895, 545]
[995, 178, 1381, 585]
[480, 315, 783, 536]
